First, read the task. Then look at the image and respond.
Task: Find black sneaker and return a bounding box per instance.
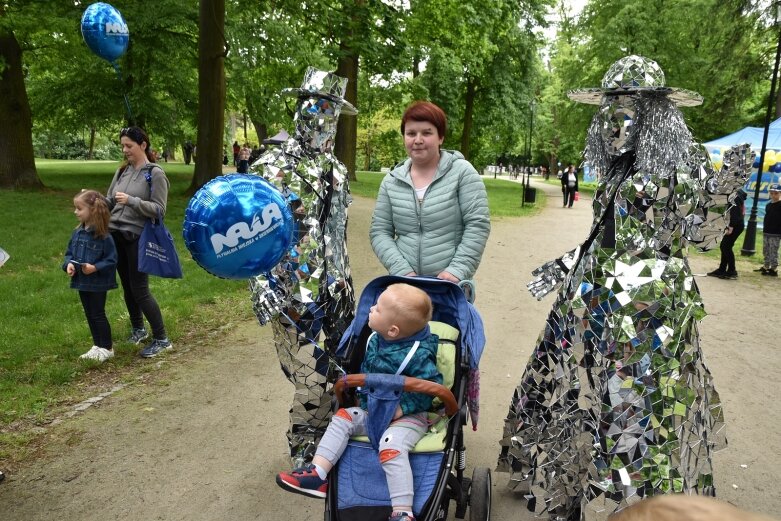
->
[723,271,738,279]
[127,328,149,345]
[707,269,726,278]
[762,269,778,277]
[140,338,173,358]
[754,267,768,274]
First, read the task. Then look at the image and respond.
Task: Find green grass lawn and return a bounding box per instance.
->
[352,170,544,218]
[0,160,253,459]
[0,161,541,460]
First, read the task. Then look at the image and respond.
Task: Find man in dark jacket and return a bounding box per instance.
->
[561,164,579,208]
[708,189,747,279]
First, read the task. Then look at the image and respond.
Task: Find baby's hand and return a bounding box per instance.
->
[81,263,97,275]
[393,405,403,420]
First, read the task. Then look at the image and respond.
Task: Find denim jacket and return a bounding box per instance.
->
[62,226,118,292]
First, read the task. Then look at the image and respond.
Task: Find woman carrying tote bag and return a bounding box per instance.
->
[106,126,173,358]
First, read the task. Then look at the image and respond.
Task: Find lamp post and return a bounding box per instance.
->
[522,100,536,207]
[742,6,781,255]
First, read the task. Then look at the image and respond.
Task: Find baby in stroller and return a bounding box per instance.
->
[277,282,442,521]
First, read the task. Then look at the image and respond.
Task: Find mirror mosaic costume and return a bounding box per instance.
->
[248,68,357,466]
[497,56,752,520]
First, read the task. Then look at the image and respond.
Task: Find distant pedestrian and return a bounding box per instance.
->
[561,164,579,208]
[237,143,251,173]
[232,140,240,167]
[708,189,747,279]
[755,183,781,277]
[63,189,118,362]
[183,140,194,165]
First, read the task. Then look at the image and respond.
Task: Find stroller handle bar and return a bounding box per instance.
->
[334,374,459,417]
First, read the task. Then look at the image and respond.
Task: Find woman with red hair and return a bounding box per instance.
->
[370,101,490,284]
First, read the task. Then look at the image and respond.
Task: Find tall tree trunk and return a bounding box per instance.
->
[460,76,477,161]
[189,0,226,194]
[253,121,268,145]
[0,30,42,189]
[335,47,359,181]
[246,96,268,145]
[88,126,96,160]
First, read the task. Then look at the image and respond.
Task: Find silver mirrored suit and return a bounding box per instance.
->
[497,56,752,520]
[248,68,357,466]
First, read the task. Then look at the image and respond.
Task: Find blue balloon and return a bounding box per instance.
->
[773,162,781,173]
[81,3,130,63]
[183,175,294,279]
[753,155,762,168]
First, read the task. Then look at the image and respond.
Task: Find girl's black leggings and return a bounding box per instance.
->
[79,290,112,348]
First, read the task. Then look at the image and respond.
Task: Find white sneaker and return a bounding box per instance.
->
[79,346,115,362]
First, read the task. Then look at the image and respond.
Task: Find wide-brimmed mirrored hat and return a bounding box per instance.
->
[567,55,703,107]
[281,67,358,115]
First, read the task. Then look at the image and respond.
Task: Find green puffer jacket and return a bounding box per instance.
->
[370,150,490,281]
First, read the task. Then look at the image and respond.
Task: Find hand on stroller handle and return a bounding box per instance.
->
[333,373,459,417]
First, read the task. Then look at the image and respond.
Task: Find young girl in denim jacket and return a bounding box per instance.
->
[63,190,118,362]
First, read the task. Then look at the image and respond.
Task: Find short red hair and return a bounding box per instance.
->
[401,101,447,138]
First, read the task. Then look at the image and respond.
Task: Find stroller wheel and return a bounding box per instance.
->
[469,467,491,521]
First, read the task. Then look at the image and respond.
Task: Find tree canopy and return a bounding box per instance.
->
[2,0,779,189]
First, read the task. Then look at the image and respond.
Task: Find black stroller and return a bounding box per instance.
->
[327,275,491,521]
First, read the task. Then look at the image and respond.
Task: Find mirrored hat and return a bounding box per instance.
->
[281,67,358,115]
[567,55,703,107]
[769,183,781,192]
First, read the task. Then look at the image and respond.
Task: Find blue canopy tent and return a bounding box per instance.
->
[704,117,781,153]
[704,119,781,228]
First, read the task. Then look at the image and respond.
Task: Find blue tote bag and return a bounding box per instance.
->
[138,168,183,279]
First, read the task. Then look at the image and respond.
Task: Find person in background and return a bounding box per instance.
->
[370,100,490,284]
[708,188,747,279]
[106,126,173,358]
[63,189,118,362]
[755,183,781,277]
[561,164,579,208]
[183,140,194,165]
[232,140,240,167]
[237,142,251,173]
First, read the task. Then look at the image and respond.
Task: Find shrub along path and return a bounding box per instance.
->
[1,179,779,520]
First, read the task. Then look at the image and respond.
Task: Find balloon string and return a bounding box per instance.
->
[112,62,134,125]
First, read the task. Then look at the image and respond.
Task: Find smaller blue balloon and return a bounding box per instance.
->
[81,3,130,63]
[773,162,781,173]
[753,155,762,168]
[183,174,294,279]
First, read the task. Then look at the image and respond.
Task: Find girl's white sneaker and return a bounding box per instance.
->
[79,346,114,362]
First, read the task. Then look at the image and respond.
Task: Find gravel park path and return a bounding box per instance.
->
[2,178,779,520]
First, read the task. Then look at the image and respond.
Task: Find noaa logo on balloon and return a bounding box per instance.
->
[182,174,294,279]
[211,203,284,256]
